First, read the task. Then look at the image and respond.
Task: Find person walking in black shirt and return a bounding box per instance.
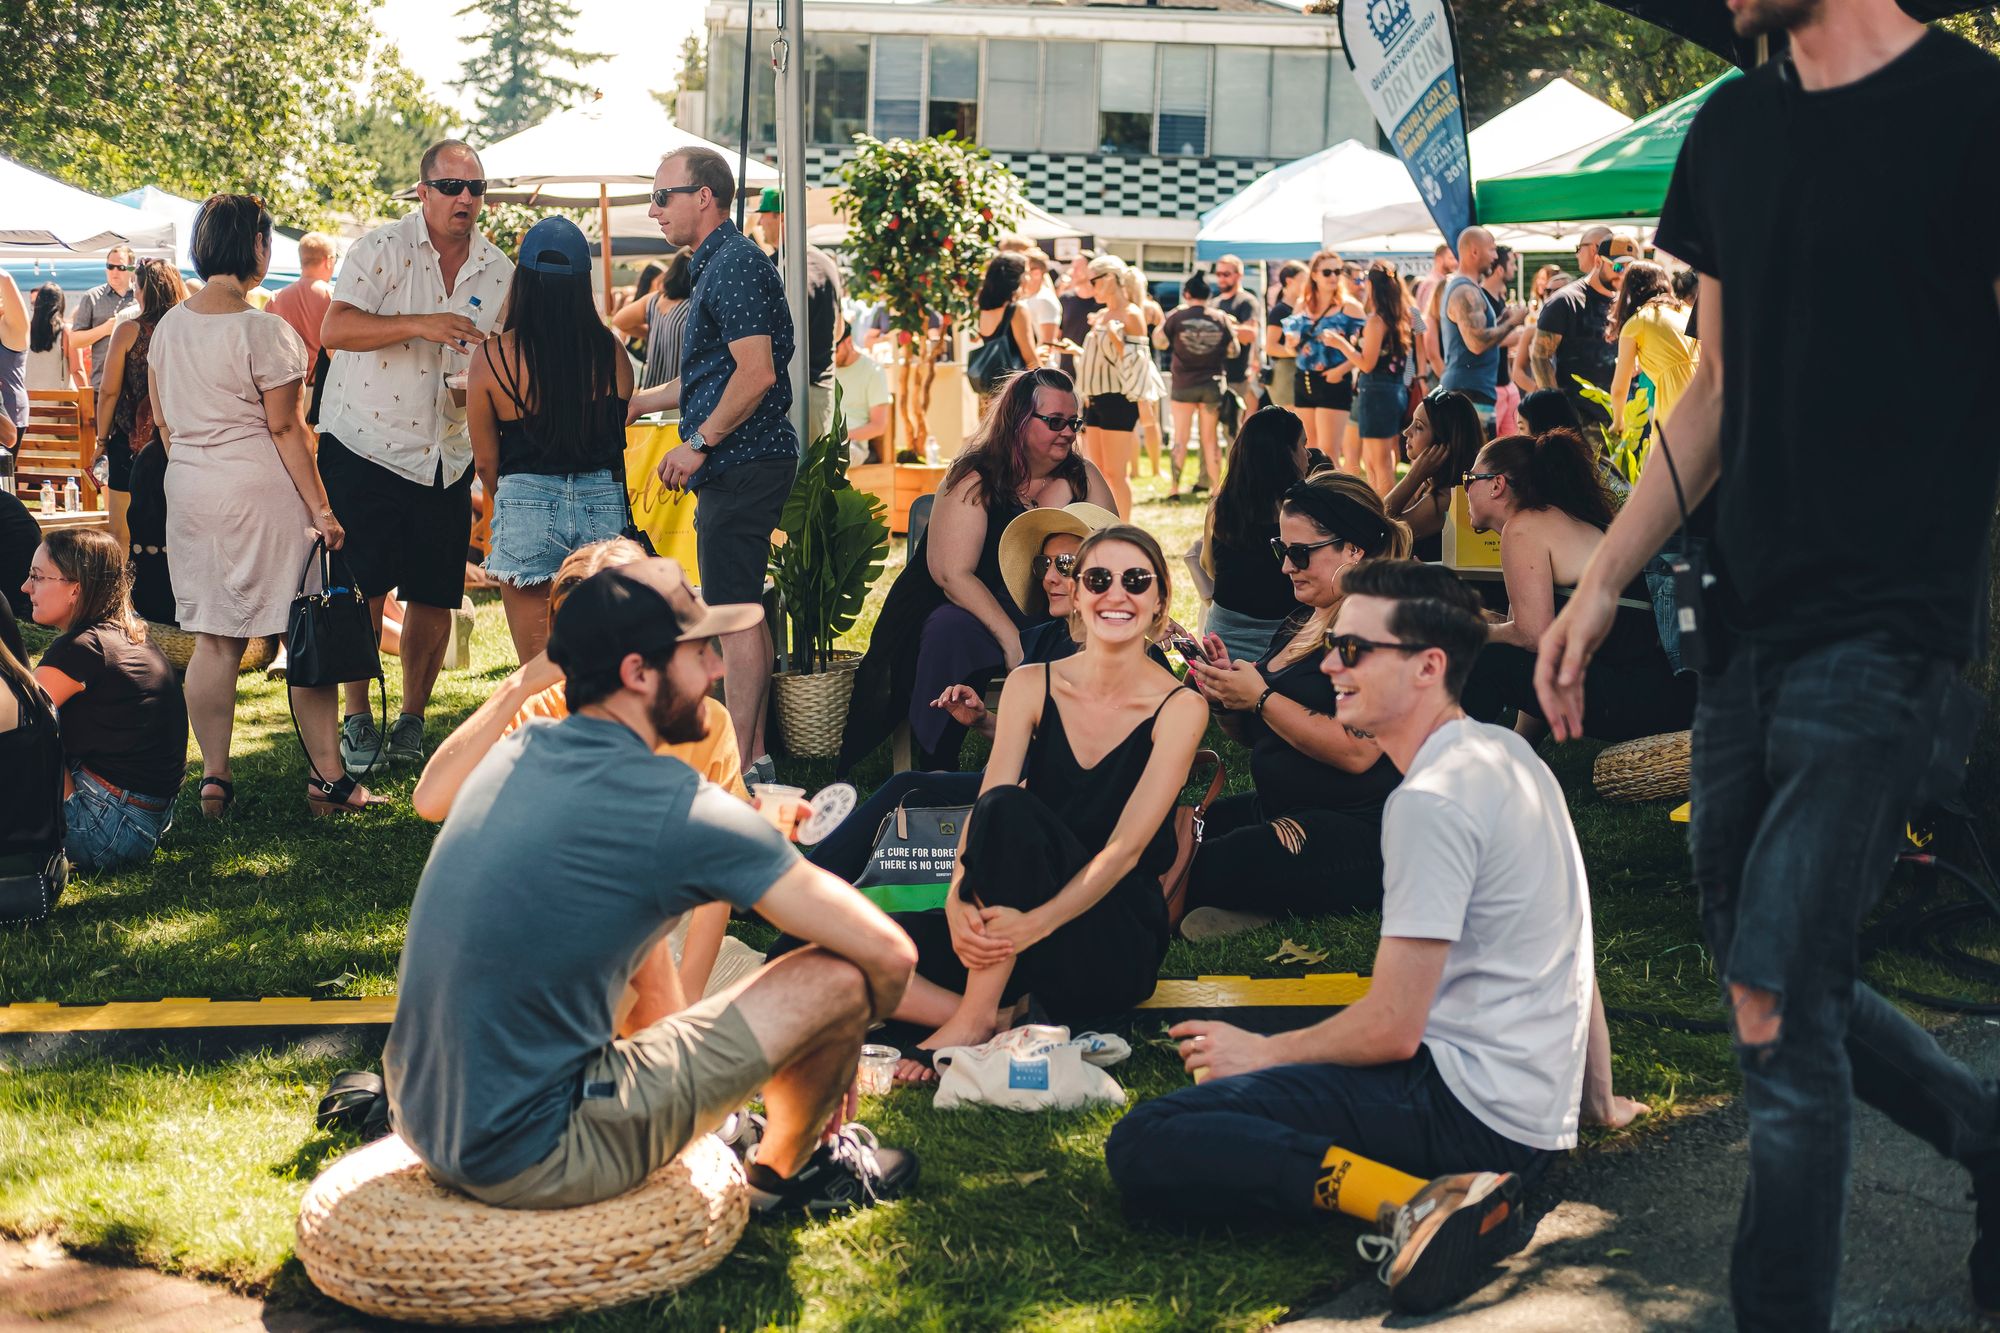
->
[1538,5,2000,1326]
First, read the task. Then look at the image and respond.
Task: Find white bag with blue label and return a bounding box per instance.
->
[932,1025,1131,1112]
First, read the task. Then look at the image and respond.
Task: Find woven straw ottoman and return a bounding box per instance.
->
[1592,730,1693,804]
[296,1132,747,1325]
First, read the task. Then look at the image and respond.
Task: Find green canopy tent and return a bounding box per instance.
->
[1474,70,1739,224]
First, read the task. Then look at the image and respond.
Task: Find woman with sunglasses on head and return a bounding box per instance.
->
[794,524,1207,1082]
[1602,260,1697,437]
[467,217,636,664]
[1383,388,1486,564]
[1282,251,1366,469]
[1457,430,1692,741]
[1199,405,1311,662]
[1180,473,1409,938]
[836,368,1115,774]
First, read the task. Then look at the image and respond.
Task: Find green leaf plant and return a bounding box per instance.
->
[773,384,891,675]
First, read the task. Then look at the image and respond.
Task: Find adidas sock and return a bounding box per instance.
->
[1312,1144,1428,1223]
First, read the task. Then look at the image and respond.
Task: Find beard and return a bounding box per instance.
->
[1733,0,1822,37]
[650,679,711,745]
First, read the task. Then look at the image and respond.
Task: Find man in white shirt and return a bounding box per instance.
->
[831,331,890,466]
[1018,251,1062,356]
[1107,559,1644,1315]
[317,139,514,775]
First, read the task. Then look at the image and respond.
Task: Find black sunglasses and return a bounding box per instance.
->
[424,178,487,197]
[1030,410,1086,433]
[1077,566,1156,596]
[1270,535,1345,568]
[650,184,706,206]
[1461,470,1503,488]
[106,263,137,272]
[1031,552,1078,580]
[1321,633,1437,668]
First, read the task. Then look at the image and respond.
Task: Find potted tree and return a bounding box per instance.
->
[770,388,892,758]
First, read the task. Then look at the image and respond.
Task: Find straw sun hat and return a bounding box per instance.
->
[998,502,1123,615]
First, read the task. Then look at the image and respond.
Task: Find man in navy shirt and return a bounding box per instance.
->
[631,146,799,775]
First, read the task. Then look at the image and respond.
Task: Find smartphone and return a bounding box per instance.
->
[1169,634,1208,665]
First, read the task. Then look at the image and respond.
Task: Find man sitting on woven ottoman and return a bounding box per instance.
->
[383,557,921,1214]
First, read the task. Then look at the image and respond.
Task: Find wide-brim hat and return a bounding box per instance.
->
[998,502,1122,615]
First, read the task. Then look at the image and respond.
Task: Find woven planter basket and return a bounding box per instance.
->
[1592,730,1693,804]
[295,1132,747,1326]
[772,651,861,760]
[144,622,277,675]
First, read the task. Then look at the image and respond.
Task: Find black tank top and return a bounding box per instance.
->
[484,341,629,477]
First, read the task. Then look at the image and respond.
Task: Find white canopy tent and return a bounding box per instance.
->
[0,157,177,260]
[115,186,303,284]
[1196,140,1420,262]
[1318,79,1631,251]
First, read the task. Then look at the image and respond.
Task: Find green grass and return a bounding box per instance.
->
[0,461,1992,1327]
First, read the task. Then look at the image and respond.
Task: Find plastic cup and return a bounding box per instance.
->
[856,1044,900,1096]
[751,783,806,839]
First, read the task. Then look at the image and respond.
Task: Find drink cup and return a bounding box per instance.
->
[856,1044,900,1096]
[751,783,806,839]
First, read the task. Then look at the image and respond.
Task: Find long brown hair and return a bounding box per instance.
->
[1481,430,1616,530]
[1272,471,1410,669]
[1605,259,1677,343]
[1300,249,1349,318]
[43,529,144,643]
[943,367,1088,510]
[1066,524,1172,645]
[135,258,187,327]
[1364,260,1411,361]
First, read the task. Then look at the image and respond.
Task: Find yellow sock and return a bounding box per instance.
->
[1313,1145,1428,1223]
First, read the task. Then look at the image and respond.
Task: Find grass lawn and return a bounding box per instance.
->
[1,463,1994,1330]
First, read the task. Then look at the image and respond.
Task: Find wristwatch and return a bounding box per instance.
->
[684,430,710,454]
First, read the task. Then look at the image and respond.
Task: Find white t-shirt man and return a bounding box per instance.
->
[1379,718,1593,1151]
[832,353,890,466]
[1020,277,1062,348]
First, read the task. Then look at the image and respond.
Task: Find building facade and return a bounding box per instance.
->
[703,0,1370,274]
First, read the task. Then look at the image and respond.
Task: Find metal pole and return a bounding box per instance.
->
[776,0,809,455]
[736,0,755,233]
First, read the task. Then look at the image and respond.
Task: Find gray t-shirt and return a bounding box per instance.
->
[1379,718,1592,1152]
[73,282,136,390]
[384,713,799,1188]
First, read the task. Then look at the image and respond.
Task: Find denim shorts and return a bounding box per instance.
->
[486,470,629,588]
[64,765,172,873]
[1350,377,1408,438]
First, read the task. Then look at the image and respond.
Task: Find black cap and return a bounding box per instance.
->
[546,558,763,684]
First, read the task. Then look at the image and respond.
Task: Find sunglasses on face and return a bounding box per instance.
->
[106,263,136,272]
[1461,470,1503,488]
[424,178,487,197]
[1032,552,1078,580]
[1077,566,1156,596]
[650,184,705,206]
[1321,633,1437,668]
[1317,268,1338,276]
[1270,535,1345,568]
[1030,410,1086,433]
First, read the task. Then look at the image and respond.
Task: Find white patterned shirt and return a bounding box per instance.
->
[319,210,513,486]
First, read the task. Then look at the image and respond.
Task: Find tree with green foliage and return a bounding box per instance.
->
[660,32,708,123]
[339,53,458,200]
[0,0,389,231]
[1450,0,1731,122]
[452,0,607,141]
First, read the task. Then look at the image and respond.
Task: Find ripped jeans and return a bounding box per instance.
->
[1691,635,2000,1331]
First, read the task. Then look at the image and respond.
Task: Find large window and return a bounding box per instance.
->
[982,39,1040,150]
[1098,42,1155,155]
[707,29,776,144]
[1210,49,1271,158]
[807,34,870,146]
[1268,50,1331,160]
[871,35,925,141]
[927,38,979,140]
[1041,42,1098,153]
[1156,46,1210,156]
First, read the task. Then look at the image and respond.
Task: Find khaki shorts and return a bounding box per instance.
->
[464,989,772,1210]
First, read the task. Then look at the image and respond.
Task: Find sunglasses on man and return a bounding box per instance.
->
[423,178,487,197]
[106,263,136,273]
[1270,534,1346,568]
[650,184,708,207]
[1031,552,1078,580]
[1320,632,1437,668]
[1076,565,1156,596]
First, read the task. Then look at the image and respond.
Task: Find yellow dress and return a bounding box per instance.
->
[1621,303,1699,427]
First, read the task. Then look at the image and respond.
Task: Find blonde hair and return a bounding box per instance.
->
[298,232,337,267]
[1271,471,1410,670]
[549,537,649,614]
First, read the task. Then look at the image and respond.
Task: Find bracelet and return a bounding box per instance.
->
[1253,686,1276,717]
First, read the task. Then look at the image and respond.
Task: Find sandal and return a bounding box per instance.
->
[307,773,388,817]
[198,776,235,819]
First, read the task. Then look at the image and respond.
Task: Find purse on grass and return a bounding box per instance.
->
[285,538,387,782]
[1159,749,1226,931]
[0,850,68,928]
[852,798,975,914]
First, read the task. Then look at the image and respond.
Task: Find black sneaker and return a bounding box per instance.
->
[744,1123,917,1216]
[1974,1170,1998,1318]
[1357,1170,1521,1315]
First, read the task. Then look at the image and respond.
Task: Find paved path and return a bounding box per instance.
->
[1292,1017,2000,1332]
[0,1234,363,1331]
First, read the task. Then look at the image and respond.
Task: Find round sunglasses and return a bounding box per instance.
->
[1076,565,1156,596]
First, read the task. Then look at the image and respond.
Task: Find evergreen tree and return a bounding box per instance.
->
[452,0,607,140]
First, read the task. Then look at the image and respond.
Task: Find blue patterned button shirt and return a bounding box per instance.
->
[680,220,798,486]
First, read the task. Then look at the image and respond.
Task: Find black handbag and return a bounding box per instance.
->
[285,538,387,783]
[966,302,1028,395]
[852,799,974,913]
[0,850,68,928]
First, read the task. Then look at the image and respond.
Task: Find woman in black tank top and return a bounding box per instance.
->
[880,525,1207,1082]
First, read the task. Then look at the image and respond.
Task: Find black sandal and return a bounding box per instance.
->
[307,773,384,817]
[197,776,235,819]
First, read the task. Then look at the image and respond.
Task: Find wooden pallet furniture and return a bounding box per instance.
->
[18,389,101,513]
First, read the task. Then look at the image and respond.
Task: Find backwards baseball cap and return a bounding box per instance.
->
[518,216,593,277]
[755,186,784,214]
[1598,234,1641,260]
[546,558,763,685]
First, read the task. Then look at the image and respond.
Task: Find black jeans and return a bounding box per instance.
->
[1106,1045,1553,1225]
[1184,792,1384,918]
[805,769,983,883]
[1692,635,2000,1330]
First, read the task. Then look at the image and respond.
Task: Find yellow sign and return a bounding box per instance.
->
[1442,486,1502,570]
[624,423,701,580]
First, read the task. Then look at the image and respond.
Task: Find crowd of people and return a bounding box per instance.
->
[7,11,2000,1318]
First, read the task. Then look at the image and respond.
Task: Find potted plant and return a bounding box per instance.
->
[770,387,891,757]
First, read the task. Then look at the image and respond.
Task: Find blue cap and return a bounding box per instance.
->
[518,216,592,277]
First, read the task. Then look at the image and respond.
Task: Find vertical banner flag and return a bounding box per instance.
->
[1335,0,1476,242]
